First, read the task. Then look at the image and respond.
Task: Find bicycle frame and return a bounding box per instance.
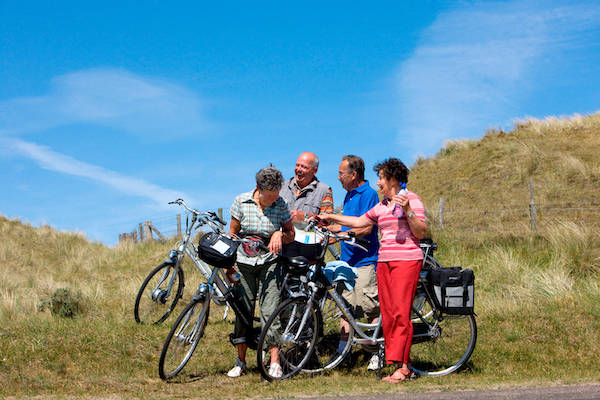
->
[190,255,256,331]
[321,254,442,344]
[323,286,384,346]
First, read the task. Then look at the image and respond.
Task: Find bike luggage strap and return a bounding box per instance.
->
[440,276,470,307]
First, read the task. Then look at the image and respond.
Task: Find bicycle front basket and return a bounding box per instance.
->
[281,228,325,261]
[197,232,239,268]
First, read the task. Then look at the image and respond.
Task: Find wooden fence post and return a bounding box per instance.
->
[138,223,144,242]
[176,214,182,236]
[143,221,152,241]
[218,208,224,230]
[529,179,537,233]
[118,231,138,244]
[438,197,445,230]
[148,223,166,242]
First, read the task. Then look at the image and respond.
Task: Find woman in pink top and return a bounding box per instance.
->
[317,158,427,383]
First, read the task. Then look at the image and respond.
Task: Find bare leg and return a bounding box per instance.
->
[270,346,280,365]
[339,318,350,342]
[237,343,247,363]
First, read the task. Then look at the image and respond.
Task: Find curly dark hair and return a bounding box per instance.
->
[256,166,284,191]
[373,158,409,184]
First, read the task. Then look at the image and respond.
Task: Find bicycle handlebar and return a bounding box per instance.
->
[210,212,227,226]
[306,223,370,253]
[168,198,227,230]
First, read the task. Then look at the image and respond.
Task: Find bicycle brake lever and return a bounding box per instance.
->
[305,219,318,231]
[347,237,368,252]
[206,210,227,226]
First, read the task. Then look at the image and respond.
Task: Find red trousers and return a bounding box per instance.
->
[376,259,422,365]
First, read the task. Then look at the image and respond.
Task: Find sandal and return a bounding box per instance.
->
[382,367,417,383]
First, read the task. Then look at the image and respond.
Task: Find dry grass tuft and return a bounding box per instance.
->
[541,221,600,277]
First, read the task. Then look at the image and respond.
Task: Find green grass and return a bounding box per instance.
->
[1,113,600,398]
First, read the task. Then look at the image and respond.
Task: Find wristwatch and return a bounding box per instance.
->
[407,211,416,219]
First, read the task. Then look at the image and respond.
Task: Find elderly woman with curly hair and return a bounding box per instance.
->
[226,166,295,378]
[317,158,427,383]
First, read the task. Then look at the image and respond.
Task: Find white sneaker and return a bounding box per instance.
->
[227,358,247,377]
[268,362,283,378]
[367,353,380,371]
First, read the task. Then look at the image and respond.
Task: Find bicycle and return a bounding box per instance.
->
[133,198,230,325]
[256,222,372,380]
[157,229,277,380]
[256,224,477,381]
[157,223,358,380]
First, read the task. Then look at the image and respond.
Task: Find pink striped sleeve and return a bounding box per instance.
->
[365,202,380,223]
[409,192,425,220]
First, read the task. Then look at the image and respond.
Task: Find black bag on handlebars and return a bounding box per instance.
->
[197,232,239,268]
[428,267,474,315]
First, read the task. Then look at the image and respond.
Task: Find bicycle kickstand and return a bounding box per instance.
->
[377,342,385,380]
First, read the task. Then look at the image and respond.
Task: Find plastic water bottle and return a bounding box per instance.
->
[392,183,407,218]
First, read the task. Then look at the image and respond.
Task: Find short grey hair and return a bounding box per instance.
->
[256,166,284,191]
[342,155,365,180]
[312,154,319,168]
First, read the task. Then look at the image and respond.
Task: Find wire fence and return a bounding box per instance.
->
[117,189,600,244]
[427,199,600,235]
[118,209,225,244]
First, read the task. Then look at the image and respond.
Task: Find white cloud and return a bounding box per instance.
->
[396,1,600,158]
[2,137,188,207]
[0,68,211,139]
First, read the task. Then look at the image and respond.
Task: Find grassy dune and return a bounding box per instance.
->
[1,113,599,398]
[410,113,600,234]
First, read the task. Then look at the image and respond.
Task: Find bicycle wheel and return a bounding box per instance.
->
[302,291,353,373]
[411,287,431,323]
[158,297,209,380]
[410,296,477,376]
[257,297,319,381]
[134,262,184,324]
[411,257,439,323]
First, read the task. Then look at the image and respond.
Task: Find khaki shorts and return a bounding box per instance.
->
[342,263,379,320]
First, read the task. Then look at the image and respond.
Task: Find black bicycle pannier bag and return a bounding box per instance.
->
[428,267,474,315]
[197,232,239,268]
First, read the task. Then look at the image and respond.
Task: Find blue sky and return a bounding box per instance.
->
[1,0,599,245]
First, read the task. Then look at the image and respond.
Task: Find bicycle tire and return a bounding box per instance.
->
[134,262,184,324]
[411,255,440,323]
[257,296,320,381]
[158,297,209,380]
[410,295,477,376]
[302,291,353,373]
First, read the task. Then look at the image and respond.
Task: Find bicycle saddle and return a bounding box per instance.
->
[282,255,310,274]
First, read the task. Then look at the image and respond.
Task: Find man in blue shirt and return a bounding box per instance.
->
[335,155,381,370]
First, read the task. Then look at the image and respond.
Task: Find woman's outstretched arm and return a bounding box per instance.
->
[317,213,373,229]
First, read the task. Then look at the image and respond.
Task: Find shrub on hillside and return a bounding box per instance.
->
[38,288,85,318]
